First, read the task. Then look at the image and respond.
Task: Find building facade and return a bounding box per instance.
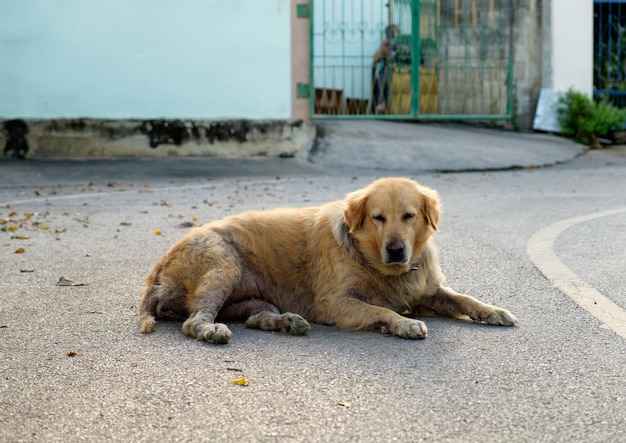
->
[0,0,592,157]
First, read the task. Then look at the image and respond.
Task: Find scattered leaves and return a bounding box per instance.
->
[337,401,352,409]
[120,222,132,226]
[74,215,90,227]
[229,376,249,386]
[14,247,25,254]
[154,230,162,236]
[12,235,30,240]
[56,276,88,286]
[20,269,35,273]
[66,351,78,357]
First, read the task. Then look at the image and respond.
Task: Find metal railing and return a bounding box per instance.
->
[594,0,626,107]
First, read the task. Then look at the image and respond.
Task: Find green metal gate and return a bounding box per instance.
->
[310,0,514,120]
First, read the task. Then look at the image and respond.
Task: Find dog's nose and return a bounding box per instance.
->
[386,241,406,263]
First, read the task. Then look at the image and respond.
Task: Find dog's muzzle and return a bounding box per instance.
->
[385,241,408,264]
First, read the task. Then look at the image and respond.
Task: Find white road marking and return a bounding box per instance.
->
[527,208,626,339]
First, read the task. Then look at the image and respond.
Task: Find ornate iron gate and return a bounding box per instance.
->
[310,0,514,120]
[594,0,626,108]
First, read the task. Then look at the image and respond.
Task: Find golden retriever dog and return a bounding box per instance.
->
[138,177,517,344]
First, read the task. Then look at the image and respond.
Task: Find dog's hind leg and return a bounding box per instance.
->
[219,299,310,335]
[181,255,242,345]
[246,310,311,335]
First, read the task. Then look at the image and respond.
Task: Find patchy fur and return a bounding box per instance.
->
[138,177,517,344]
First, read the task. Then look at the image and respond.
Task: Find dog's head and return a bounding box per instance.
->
[343,178,440,276]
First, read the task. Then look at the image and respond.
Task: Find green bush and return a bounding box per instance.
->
[555,89,626,148]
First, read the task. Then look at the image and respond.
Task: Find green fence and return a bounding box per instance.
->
[310,0,514,120]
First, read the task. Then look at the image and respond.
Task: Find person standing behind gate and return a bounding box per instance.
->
[372,24,399,114]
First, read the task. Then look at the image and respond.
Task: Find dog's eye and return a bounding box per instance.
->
[372,214,386,223]
[403,213,416,221]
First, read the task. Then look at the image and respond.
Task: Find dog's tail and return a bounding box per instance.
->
[138,266,161,333]
[138,256,190,333]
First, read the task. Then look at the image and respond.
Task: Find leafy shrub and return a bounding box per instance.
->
[555,89,626,148]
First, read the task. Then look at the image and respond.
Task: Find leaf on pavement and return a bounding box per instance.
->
[229,376,249,386]
[56,276,88,286]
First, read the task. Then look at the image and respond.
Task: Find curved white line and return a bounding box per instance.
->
[527,208,626,339]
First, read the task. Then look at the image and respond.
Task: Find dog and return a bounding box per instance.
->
[138,177,517,344]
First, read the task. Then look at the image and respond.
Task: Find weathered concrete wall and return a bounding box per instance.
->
[0,119,315,159]
[513,0,544,130]
[513,0,593,130]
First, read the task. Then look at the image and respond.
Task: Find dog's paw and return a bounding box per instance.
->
[281,313,311,335]
[199,323,232,344]
[474,306,518,326]
[393,318,428,339]
[246,311,311,336]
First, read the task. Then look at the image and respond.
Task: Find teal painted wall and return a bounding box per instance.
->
[0,0,291,119]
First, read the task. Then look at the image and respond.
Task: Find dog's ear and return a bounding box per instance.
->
[420,186,441,231]
[344,189,368,232]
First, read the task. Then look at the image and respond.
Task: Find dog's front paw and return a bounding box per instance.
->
[475,306,518,326]
[199,323,232,344]
[392,318,428,339]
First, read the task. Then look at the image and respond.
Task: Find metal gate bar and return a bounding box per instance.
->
[310,0,514,120]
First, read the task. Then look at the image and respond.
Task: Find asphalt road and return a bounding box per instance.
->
[1,147,626,442]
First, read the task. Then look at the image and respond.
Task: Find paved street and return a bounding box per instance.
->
[1,132,626,442]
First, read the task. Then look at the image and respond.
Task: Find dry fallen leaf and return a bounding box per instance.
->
[229,376,249,386]
[337,401,352,408]
[66,351,78,357]
[154,230,162,235]
[12,235,30,240]
[14,248,25,254]
[20,269,34,273]
[56,276,88,286]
